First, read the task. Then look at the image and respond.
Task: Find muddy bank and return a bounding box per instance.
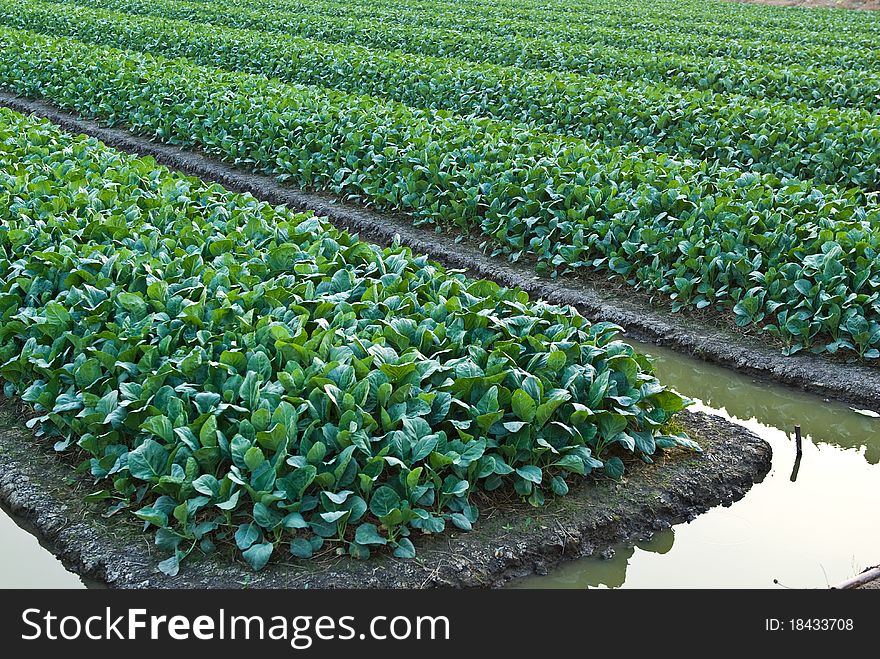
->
[0,402,770,588]
[1,94,877,413]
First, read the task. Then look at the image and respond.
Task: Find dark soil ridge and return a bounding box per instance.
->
[0,404,771,588]
[1,94,877,413]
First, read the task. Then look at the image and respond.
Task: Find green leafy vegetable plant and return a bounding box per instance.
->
[0,108,694,573]
[0,27,878,360]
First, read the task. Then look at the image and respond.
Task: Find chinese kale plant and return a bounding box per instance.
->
[0,26,877,360]
[0,109,693,573]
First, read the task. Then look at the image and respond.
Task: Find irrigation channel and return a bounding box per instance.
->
[0,333,876,589]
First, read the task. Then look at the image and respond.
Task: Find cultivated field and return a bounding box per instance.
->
[0,0,877,582]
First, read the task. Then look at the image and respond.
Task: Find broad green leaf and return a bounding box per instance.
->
[355,523,387,546]
[290,538,313,559]
[511,389,536,422]
[516,465,542,484]
[392,538,416,559]
[369,486,401,518]
[604,457,625,480]
[235,523,261,551]
[242,542,273,571]
[128,439,168,481]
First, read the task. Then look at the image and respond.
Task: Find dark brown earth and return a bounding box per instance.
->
[1,94,877,413]
[0,403,771,588]
[731,0,880,9]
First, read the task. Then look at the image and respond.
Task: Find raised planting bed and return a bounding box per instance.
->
[0,107,742,581]
[0,405,770,588]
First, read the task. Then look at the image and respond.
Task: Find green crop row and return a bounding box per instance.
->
[206,0,880,70]
[0,106,693,572]
[103,0,880,54]
[1,27,878,359]
[621,0,880,37]
[7,1,880,192]
[483,0,880,38]
[59,0,880,111]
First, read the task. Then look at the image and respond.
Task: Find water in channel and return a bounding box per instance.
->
[0,504,87,588]
[0,339,877,589]
[513,339,880,589]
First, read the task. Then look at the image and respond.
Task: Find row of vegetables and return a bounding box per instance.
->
[0,107,692,571]
[5,2,880,192]
[199,0,880,68]
[1,26,878,358]
[152,0,880,50]
[58,0,880,111]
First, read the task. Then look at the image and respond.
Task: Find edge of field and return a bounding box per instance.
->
[1,93,876,413]
[0,402,771,588]
[728,0,880,10]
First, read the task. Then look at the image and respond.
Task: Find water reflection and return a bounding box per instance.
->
[637,341,880,464]
[789,453,802,482]
[536,530,677,589]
